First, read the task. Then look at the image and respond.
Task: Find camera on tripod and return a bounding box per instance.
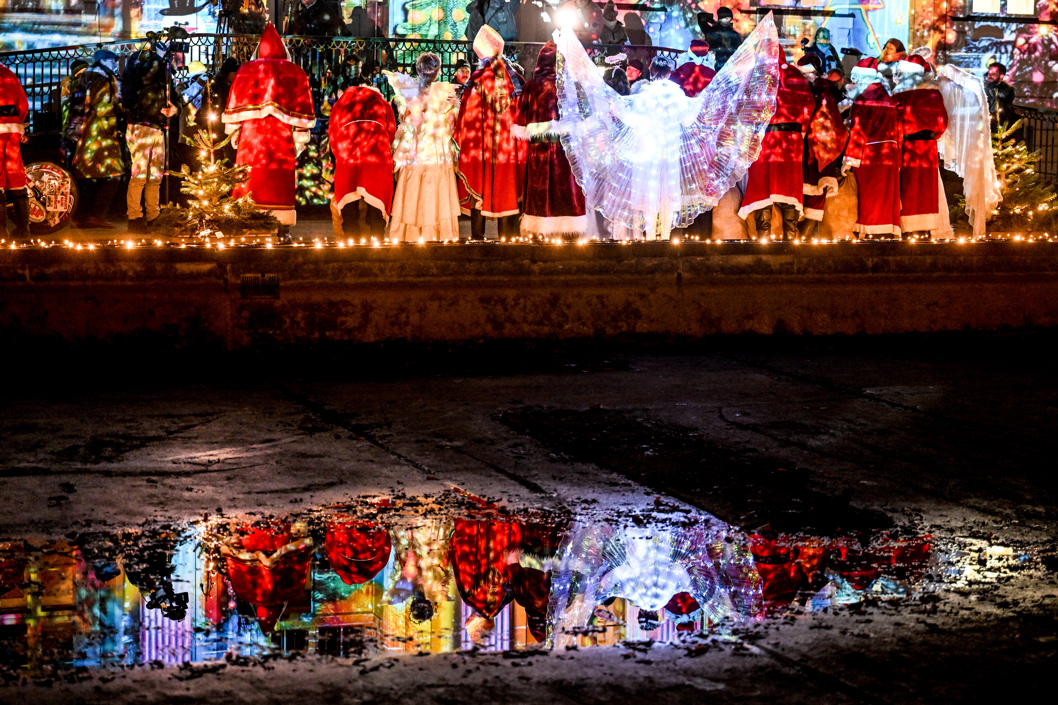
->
[145,26,191,55]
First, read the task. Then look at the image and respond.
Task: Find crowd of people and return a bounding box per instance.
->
[0,6,1019,242]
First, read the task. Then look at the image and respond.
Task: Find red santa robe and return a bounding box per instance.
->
[669,40,715,98]
[328,86,396,219]
[845,61,902,237]
[0,64,28,192]
[455,55,526,218]
[738,62,815,219]
[222,24,316,226]
[802,74,848,221]
[894,60,948,234]
[512,41,587,237]
[449,518,521,619]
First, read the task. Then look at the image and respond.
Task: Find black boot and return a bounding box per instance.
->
[800,217,818,242]
[8,190,31,240]
[365,202,387,239]
[753,206,772,241]
[499,214,519,240]
[0,191,6,238]
[779,204,799,242]
[340,201,361,240]
[470,208,486,241]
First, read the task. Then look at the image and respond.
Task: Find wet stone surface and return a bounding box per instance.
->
[0,334,1056,702]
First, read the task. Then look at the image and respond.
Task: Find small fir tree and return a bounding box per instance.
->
[154,114,278,238]
[989,119,1057,232]
[395,0,470,40]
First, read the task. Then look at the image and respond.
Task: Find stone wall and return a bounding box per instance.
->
[2,242,1057,349]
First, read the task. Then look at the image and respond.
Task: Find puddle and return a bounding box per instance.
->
[0,493,1041,679]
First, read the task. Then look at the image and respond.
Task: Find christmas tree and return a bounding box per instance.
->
[153,115,278,238]
[988,120,1057,232]
[395,0,470,40]
[296,136,334,207]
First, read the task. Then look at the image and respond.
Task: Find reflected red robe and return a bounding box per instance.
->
[846,82,902,236]
[739,64,815,219]
[328,86,396,217]
[222,522,312,634]
[223,24,315,226]
[515,42,586,237]
[325,520,393,585]
[455,57,526,218]
[450,519,521,618]
[895,86,948,233]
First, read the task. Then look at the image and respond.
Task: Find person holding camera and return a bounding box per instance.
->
[121,44,180,233]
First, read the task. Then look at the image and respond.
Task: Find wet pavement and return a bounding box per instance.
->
[1,333,1056,703]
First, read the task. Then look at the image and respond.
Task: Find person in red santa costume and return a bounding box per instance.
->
[455,25,526,240]
[0,63,31,240]
[738,52,815,241]
[892,54,948,239]
[843,57,902,238]
[328,84,396,240]
[222,24,316,229]
[795,53,848,235]
[511,41,587,240]
[670,39,716,98]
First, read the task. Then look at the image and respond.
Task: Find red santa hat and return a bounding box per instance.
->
[850,56,880,84]
[904,53,934,73]
[473,24,505,60]
[253,23,291,61]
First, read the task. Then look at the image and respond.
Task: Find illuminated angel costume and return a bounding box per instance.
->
[936,64,1001,240]
[553,14,781,240]
[549,517,759,645]
[385,71,461,242]
[385,517,455,607]
[222,24,316,227]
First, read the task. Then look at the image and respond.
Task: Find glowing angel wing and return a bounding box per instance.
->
[555,14,781,239]
[936,64,1001,239]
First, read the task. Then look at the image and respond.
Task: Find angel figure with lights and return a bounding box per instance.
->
[552,12,782,240]
[385,53,461,242]
[222,24,316,228]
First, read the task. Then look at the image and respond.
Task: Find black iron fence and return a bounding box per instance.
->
[0,34,678,135]
[1019,105,1058,184]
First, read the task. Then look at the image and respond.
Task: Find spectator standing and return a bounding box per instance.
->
[558,0,603,45]
[65,49,125,230]
[803,27,841,75]
[465,0,521,42]
[599,2,628,45]
[121,45,180,232]
[0,62,31,240]
[697,7,741,69]
[287,0,351,35]
[984,62,1016,134]
[623,12,651,46]
[348,1,385,37]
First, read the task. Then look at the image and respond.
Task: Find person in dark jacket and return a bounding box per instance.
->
[697,7,742,70]
[465,0,521,42]
[287,0,351,36]
[65,49,124,229]
[985,61,1017,135]
[121,44,180,231]
[802,27,841,74]
[348,1,384,37]
[599,2,628,45]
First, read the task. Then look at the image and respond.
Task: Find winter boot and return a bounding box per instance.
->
[470,209,486,241]
[753,206,772,241]
[779,204,799,242]
[0,191,7,237]
[8,190,31,240]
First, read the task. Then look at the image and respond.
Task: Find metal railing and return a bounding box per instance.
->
[0,34,679,134]
[1018,105,1058,183]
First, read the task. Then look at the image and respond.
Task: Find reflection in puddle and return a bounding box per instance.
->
[0,496,946,674]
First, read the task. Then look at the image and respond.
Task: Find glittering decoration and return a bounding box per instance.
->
[553,14,782,240]
[395,0,471,40]
[296,137,334,207]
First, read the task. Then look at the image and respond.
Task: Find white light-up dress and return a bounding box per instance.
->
[554,14,782,240]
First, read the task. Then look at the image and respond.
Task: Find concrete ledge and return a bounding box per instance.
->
[3,243,1058,347]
